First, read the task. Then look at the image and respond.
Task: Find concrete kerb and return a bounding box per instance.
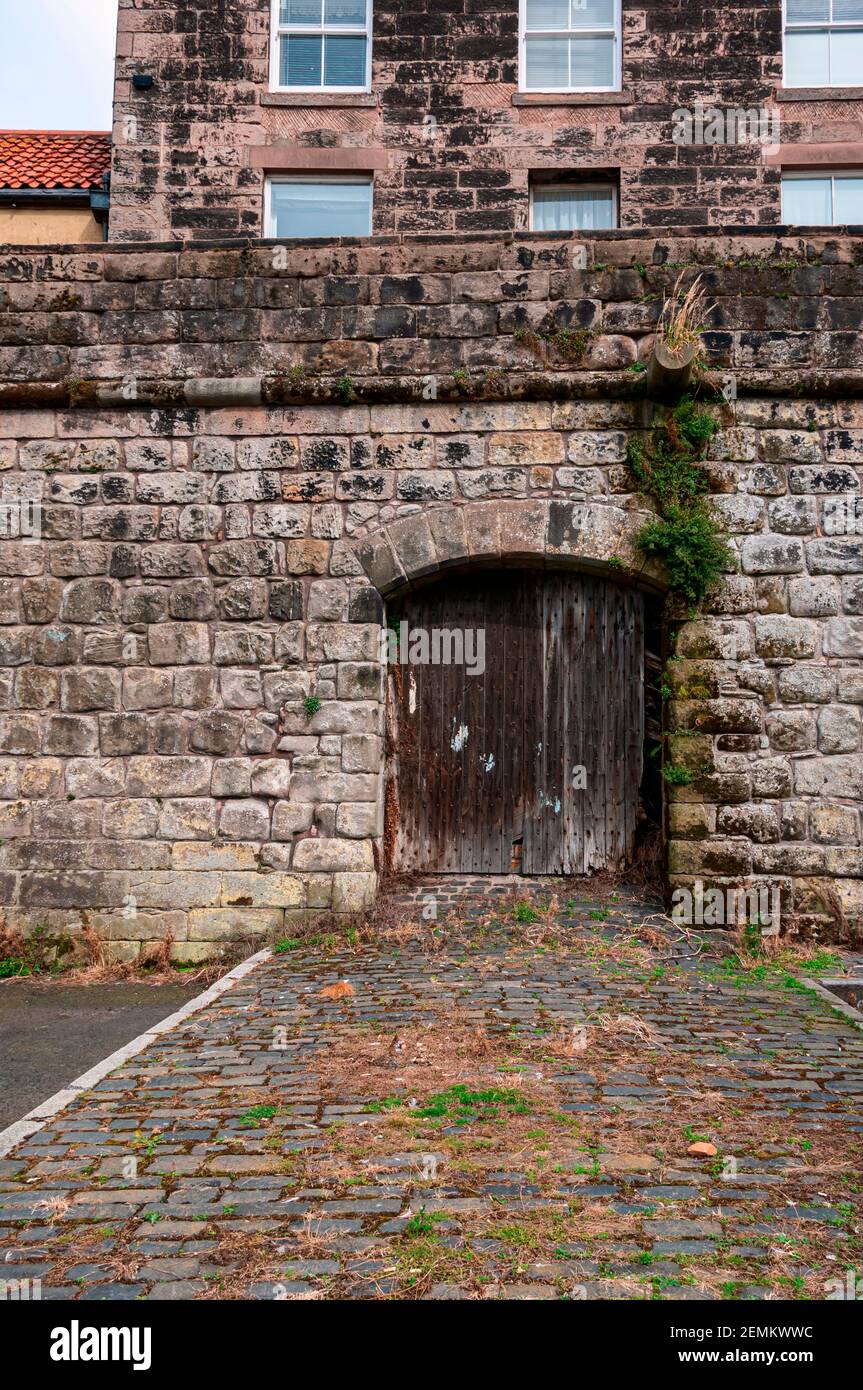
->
[0,947,272,1159]
[799,974,863,1032]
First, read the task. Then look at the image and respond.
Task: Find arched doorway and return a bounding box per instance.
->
[385,567,648,875]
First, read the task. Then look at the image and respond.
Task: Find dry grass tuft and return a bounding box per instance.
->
[657,270,714,359]
[314,1016,501,1097]
[0,916,240,988]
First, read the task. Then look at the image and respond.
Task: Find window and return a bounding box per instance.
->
[784,0,863,87]
[781,171,863,223]
[520,0,621,92]
[530,181,617,230]
[265,176,373,237]
[270,0,371,92]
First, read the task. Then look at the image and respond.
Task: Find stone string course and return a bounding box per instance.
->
[3,229,863,400]
[0,230,860,957]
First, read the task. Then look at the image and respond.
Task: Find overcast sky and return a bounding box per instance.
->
[0,0,118,131]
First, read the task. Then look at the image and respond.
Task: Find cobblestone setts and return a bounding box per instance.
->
[1,888,861,1302]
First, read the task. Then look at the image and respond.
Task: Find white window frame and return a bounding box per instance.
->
[269,0,372,93]
[781,168,863,224]
[782,0,863,89]
[264,174,374,238]
[529,180,618,230]
[519,0,622,93]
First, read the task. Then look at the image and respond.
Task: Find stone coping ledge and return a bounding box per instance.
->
[3,369,863,411]
[1,226,863,257]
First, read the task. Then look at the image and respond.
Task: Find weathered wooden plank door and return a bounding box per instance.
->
[389,570,644,875]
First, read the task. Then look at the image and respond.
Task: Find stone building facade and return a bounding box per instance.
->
[0,228,861,958]
[110,0,863,242]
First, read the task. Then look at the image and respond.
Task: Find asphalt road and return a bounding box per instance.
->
[0,980,199,1130]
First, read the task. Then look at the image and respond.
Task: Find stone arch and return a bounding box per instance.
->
[352,500,668,878]
[347,500,668,597]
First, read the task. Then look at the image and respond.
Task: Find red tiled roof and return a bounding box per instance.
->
[0,131,111,191]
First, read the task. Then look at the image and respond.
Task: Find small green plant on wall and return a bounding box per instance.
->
[629,395,732,607]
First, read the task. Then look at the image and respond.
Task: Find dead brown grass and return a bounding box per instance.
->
[313,1016,502,1097]
[658,270,714,359]
[0,918,235,989]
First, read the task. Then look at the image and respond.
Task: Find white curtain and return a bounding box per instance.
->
[533,187,615,231]
[781,177,833,225]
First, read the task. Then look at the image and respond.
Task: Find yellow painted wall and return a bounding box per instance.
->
[0,207,102,245]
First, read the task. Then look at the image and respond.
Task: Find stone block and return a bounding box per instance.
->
[817,705,860,754]
[149,623,211,665]
[221,872,304,908]
[753,616,816,660]
[61,667,120,712]
[788,577,839,617]
[740,537,804,575]
[157,799,218,840]
[823,616,863,659]
[336,802,381,837]
[272,802,315,839]
[332,872,377,912]
[126,757,211,798]
[292,838,374,872]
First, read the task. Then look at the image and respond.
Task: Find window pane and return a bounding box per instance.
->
[782,176,832,223]
[570,0,615,28]
[270,181,372,238]
[834,177,863,222]
[280,0,322,24]
[281,34,323,85]
[570,34,614,85]
[832,0,863,20]
[533,186,615,231]
[785,29,830,83]
[525,36,569,86]
[785,0,829,18]
[526,0,569,28]
[830,27,863,81]
[324,0,367,25]
[324,35,367,84]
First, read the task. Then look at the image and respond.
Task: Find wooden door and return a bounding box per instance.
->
[389,570,644,875]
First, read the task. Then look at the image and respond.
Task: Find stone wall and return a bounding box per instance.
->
[0,228,861,958]
[110,0,863,241]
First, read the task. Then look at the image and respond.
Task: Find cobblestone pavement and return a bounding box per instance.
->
[1,883,861,1302]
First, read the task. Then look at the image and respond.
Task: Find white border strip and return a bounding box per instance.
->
[0,948,272,1160]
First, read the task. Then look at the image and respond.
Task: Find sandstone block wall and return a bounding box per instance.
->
[110,0,862,241]
[0,228,861,957]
